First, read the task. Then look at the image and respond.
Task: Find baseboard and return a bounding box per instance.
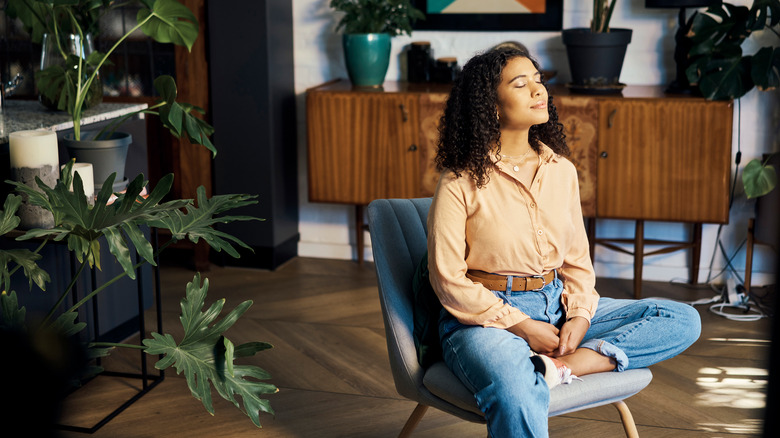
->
[215,234,299,270]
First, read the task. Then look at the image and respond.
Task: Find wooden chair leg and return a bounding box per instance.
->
[612,400,639,438]
[398,403,428,438]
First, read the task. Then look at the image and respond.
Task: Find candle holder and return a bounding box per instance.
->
[9,130,60,229]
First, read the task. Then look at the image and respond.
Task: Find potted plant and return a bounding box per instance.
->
[6,0,215,191]
[0,160,277,430]
[562,0,633,93]
[330,0,425,87]
[686,0,779,198]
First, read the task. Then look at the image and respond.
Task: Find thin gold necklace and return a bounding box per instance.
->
[500,148,535,161]
[500,148,536,172]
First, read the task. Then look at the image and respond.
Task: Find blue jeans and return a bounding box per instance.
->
[439,275,701,438]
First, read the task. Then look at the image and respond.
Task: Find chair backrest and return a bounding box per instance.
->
[367,198,432,402]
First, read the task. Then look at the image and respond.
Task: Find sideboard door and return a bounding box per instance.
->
[596,99,732,223]
[307,91,420,204]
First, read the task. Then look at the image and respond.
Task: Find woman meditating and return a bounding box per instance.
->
[427,46,701,437]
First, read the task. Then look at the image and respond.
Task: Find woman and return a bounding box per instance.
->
[427,46,701,437]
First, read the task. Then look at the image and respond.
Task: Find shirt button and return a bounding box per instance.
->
[537,229,543,235]
[530,203,536,208]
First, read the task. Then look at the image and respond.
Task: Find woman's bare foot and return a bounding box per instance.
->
[555,348,616,376]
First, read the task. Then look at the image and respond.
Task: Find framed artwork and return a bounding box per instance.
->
[412,0,563,31]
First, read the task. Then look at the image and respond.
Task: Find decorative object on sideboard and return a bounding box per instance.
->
[644,0,720,94]
[432,57,461,84]
[8,130,59,229]
[407,41,433,83]
[562,0,632,94]
[330,0,425,87]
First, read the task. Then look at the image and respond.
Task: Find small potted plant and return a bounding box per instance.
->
[562,0,633,93]
[7,0,215,191]
[330,0,425,87]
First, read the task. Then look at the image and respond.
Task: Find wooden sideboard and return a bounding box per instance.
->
[306,80,733,296]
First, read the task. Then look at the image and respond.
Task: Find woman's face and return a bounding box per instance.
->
[495,56,549,130]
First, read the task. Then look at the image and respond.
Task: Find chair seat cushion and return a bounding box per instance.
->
[423,361,653,417]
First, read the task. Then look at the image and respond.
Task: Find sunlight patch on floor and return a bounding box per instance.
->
[695,366,767,410]
[697,419,763,435]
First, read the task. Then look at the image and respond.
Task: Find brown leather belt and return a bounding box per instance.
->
[466,269,556,292]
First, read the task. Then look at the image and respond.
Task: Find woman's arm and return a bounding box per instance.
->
[427,172,528,329]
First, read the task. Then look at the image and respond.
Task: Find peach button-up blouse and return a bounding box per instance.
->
[427,144,599,330]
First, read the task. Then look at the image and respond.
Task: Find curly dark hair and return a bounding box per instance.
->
[435,47,568,188]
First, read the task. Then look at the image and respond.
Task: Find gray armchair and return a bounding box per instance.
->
[367,198,652,438]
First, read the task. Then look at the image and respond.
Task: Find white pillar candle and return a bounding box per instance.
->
[9,130,59,229]
[62,162,95,204]
[9,130,59,169]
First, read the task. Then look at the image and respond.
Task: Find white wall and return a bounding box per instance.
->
[293,0,778,286]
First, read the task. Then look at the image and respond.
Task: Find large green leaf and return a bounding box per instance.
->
[748,0,780,29]
[0,291,27,331]
[689,55,754,101]
[751,46,780,91]
[153,75,216,156]
[147,186,261,258]
[0,249,49,292]
[743,158,778,199]
[0,195,50,292]
[138,0,199,51]
[142,274,277,427]
[0,195,23,236]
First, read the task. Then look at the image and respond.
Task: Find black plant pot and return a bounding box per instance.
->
[562,28,633,94]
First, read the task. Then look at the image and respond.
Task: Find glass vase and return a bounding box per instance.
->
[39,33,103,111]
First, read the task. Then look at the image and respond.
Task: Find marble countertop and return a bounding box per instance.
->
[0,100,148,143]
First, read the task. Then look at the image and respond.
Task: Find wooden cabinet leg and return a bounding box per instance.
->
[745,218,755,295]
[587,217,596,263]
[633,220,644,299]
[356,205,365,265]
[690,223,702,286]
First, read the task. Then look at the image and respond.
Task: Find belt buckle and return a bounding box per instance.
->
[529,274,547,291]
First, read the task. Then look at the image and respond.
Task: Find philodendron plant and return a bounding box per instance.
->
[0,162,276,428]
[7,0,215,153]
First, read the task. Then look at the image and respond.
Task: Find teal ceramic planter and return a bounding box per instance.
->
[342,33,391,87]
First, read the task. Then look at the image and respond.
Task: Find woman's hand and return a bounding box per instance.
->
[508,319,560,355]
[553,316,589,357]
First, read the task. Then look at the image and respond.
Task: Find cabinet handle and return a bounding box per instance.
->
[600,151,608,158]
[400,104,409,122]
[408,144,418,152]
[607,109,618,128]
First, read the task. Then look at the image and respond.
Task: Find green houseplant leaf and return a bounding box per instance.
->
[686,1,780,100]
[142,273,277,427]
[137,0,199,51]
[330,0,424,36]
[0,291,27,331]
[0,195,50,292]
[743,158,778,199]
[750,46,780,91]
[148,186,261,258]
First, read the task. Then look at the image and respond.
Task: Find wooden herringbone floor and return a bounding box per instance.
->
[54,257,771,437]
